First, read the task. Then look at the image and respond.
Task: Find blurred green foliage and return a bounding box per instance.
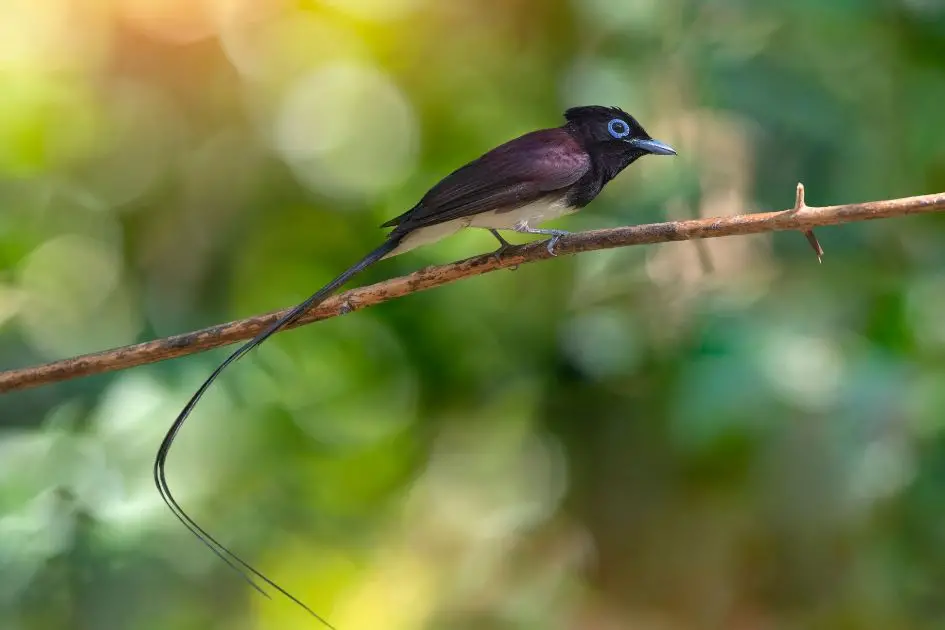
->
[2,0,945,629]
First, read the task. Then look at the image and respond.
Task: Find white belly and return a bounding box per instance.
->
[386,196,574,258]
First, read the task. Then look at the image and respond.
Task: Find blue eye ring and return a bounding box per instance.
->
[607,118,630,139]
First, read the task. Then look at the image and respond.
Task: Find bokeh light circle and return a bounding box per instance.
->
[118,0,218,44]
[319,0,423,22]
[273,61,418,200]
[15,235,142,357]
[219,5,369,82]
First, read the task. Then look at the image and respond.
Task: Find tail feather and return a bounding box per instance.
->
[154,235,402,628]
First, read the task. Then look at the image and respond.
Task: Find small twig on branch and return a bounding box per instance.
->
[793,183,824,262]
[2,184,943,394]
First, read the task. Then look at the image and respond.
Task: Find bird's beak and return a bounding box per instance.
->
[629,138,677,156]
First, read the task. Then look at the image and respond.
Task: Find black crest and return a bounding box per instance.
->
[564,105,652,144]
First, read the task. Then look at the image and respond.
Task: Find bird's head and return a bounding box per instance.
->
[564,105,676,173]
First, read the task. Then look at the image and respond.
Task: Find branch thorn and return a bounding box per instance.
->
[804,230,824,263]
[793,182,823,263]
[794,182,806,211]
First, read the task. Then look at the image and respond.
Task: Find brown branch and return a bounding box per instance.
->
[2,184,943,394]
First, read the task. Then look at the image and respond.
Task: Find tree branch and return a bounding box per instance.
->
[2,184,943,394]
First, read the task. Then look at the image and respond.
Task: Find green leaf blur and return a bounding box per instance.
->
[2,1,945,628]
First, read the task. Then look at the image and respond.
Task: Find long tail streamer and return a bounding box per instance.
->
[154,237,401,627]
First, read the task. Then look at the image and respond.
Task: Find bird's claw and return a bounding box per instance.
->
[545,230,569,256]
[339,300,354,315]
[547,237,559,256]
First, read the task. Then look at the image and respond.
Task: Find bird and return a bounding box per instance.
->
[154,105,676,626]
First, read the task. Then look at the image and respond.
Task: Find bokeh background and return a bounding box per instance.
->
[2,0,945,628]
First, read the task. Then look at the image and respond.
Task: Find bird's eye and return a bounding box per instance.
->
[607,119,630,139]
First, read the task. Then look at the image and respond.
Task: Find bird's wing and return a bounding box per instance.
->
[383,128,590,231]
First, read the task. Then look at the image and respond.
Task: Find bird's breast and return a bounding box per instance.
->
[385,194,576,259]
[468,195,575,230]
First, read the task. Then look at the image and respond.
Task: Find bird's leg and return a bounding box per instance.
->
[513,221,571,256]
[489,229,514,261]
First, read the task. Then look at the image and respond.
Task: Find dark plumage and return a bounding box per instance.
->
[381,127,589,230]
[386,105,672,229]
[155,105,676,627]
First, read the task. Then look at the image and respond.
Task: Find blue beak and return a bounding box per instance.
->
[630,138,677,156]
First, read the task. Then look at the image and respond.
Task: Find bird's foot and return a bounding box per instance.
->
[543,230,570,256]
[512,222,571,256]
[339,299,354,316]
